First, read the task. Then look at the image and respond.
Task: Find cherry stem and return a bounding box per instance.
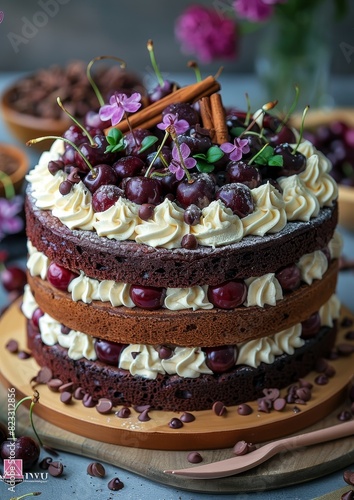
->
[244,93,251,126]
[240,100,278,139]
[87,55,126,107]
[277,84,300,132]
[187,60,202,82]
[13,391,43,447]
[292,105,309,155]
[248,141,270,166]
[123,107,137,147]
[10,493,42,500]
[147,39,164,87]
[0,170,15,199]
[56,97,95,146]
[145,129,170,178]
[26,136,95,176]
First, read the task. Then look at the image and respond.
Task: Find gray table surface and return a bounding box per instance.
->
[0,72,354,500]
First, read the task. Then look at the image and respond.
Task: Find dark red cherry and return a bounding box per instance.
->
[204,345,237,373]
[84,110,109,130]
[226,161,262,189]
[95,339,126,366]
[63,125,87,146]
[176,174,215,209]
[92,184,123,212]
[83,164,118,193]
[146,146,172,171]
[125,176,163,205]
[1,436,40,471]
[113,156,145,180]
[216,183,254,218]
[47,262,77,291]
[31,308,44,330]
[208,280,247,309]
[124,128,156,160]
[275,264,301,292]
[162,102,199,127]
[267,126,296,146]
[301,312,321,339]
[75,135,117,172]
[273,143,306,177]
[177,134,212,155]
[129,285,165,310]
[149,80,177,103]
[0,266,27,293]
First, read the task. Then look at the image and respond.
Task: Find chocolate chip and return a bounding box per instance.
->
[87,462,105,478]
[73,387,85,400]
[233,440,249,456]
[138,203,155,221]
[257,398,271,413]
[60,325,71,335]
[295,387,312,402]
[58,382,74,393]
[115,407,131,418]
[212,401,227,416]
[133,404,150,413]
[341,491,354,500]
[180,412,195,423]
[343,470,354,486]
[293,406,301,413]
[82,394,96,408]
[237,403,253,416]
[48,461,64,477]
[181,234,198,250]
[273,398,287,411]
[315,358,328,373]
[47,379,63,392]
[315,374,329,385]
[107,477,124,491]
[158,346,173,360]
[298,379,313,389]
[263,388,280,401]
[96,398,113,415]
[36,367,53,384]
[138,409,150,422]
[39,457,53,470]
[18,351,31,359]
[337,410,352,422]
[169,418,183,429]
[6,339,18,353]
[187,451,203,464]
[337,343,354,356]
[60,391,72,405]
[345,330,354,340]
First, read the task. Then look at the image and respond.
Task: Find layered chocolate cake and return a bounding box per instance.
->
[22,71,341,412]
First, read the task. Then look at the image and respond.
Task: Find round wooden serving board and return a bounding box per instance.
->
[1,301,354,493]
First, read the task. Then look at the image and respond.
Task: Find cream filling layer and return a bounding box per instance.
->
[26,139,338,250]
[22,286,341,379]
[27,237,340,312]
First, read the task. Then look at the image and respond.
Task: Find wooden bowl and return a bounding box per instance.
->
[0,142,29,197]
[1,84,71,151]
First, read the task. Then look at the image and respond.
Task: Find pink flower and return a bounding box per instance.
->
[168,143,196,181]
[220,137,250,161]
[175,5,237,63]
[233,0,279,22]
[99,92,142,126]
[157,113,190,135]
[0,196,24,241]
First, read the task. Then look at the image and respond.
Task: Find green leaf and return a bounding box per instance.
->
[262,145,275,160]
[193,153,207,160]
[138,135,158,154]
[196,159,215,173]
[268,155,284,167]
[230,126,245,137]
[106,128,123,146]
[206,146,224,163]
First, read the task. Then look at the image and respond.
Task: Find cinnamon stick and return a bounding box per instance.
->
[199,97,215,142]
[210,93,228,145]
[104,76,220,135]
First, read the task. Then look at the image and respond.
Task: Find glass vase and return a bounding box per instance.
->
[255,2,332,111]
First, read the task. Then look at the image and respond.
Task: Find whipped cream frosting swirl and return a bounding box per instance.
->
[328,230,343,259]
[164,285,212,311]
[279,175,320,221]
[135,198,189,248]
[52,182,95,230]
[242,182,287,236]
[319,294,341,327]
[299,154,338,207]
[119,344,165,379]
[27,241,50,279]
[245,273,283,307]
[191,200,244,247]
[93,198,140,240]
[297,250,328,285]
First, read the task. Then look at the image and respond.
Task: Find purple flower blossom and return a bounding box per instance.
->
[157,113,190,135]
[233,0,283,22]
[175,5,237,63]
[220,137,250,162]
[0,196,24,241]
[168,143,196,181]
[99,92,142,126]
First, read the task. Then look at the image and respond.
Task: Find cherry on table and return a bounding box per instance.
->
[0,266,27,293]
[1,436,40,471]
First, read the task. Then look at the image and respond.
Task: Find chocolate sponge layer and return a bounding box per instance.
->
[25,189,338,288]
